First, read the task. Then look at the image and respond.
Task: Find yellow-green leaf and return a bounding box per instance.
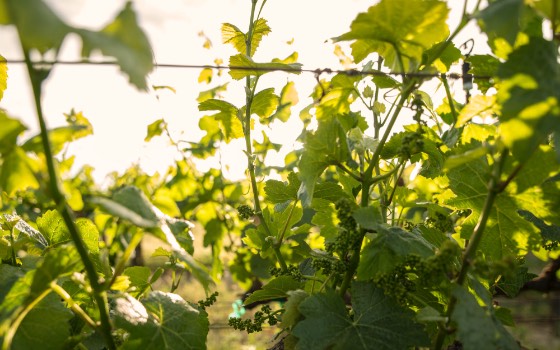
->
[228,54,302,80]
[221,18,271,56]
[0,54,6,101]
[335,0,449,70]
[0,147,39,195]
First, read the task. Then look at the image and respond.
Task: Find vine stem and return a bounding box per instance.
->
[10,22,116,350]
[50,281,97,329]
[338,83,416,297]
[441,74,458,125]
[433,150,508,350]
[241,0,288,272]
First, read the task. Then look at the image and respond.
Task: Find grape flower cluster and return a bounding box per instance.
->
[228,304,279,333]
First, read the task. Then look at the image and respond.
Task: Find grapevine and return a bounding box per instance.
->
[1,0,559,349]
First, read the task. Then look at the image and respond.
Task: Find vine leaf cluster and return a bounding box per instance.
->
[1,0,560,349]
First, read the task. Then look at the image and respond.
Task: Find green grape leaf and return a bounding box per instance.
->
[197,82,228,103]
[0,269,33,318]
[496,264,537,297]
[251,88,279,122]
[250,18,272,55]
[462,123,497,144]
[265,172,300,204]
[315,74,360,120]
[12,293,73,350]
[228,54,302,80]
[22,112,93,154]
[444,145,490,171]
[221,23,245,53]
[270,81,299,123]
[3,214,48,250]
[6,0,70,53]
[298,118,350,207]
[292,282,429,350]
[381,132,406,159]
[244,276,304,305]
[30,245,82,299]
[372,73,400,89]
[445,156,547,259]
[418,139,445,178]
[145,119,166,142]
[0,54,6,101]
[497,37,560,161]
[310,199,338,241]
[115,292,209,350]
[313,182,351,203]
[92,186,210,288]
[352,206,383,230]
[222,18,270,56]
[36,211,98,253]
[357,225,434,279]
[518,209,560,245]
[78,2,153,90]
[466,54,500,94]
[281,290,308,329]
[123,266,151,296]
[0,111,26,156]
[90,196,158,228]
[424,41,462,73]
[456,95,498,127]
[198,98,243,142]
[477,0,523,45]
[334,0,449,70]
[0,146,40,195]
[451,285,520,350]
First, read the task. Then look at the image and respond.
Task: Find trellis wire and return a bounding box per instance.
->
[2,58,491,81]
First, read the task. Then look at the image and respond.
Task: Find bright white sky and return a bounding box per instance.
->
[0,0,486,183]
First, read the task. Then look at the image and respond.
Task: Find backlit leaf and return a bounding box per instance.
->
[79,2,153,90]
[0,54,6,101]
[0,111,26,155]
[251,88,279,122]
[270,81,299,122]
[335,0,449,70]
[297,118,350,207]
[518,209,560,245]
[221,19,271,56]
[123,266,151,297]
[497,37,560,161]
[22,114,93,155]
[0,147,39,195]
[445,155,550,259]
[199,99,243,142]
[145,119,166,142]
[265,172,300,204]
[228,54,302,80]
